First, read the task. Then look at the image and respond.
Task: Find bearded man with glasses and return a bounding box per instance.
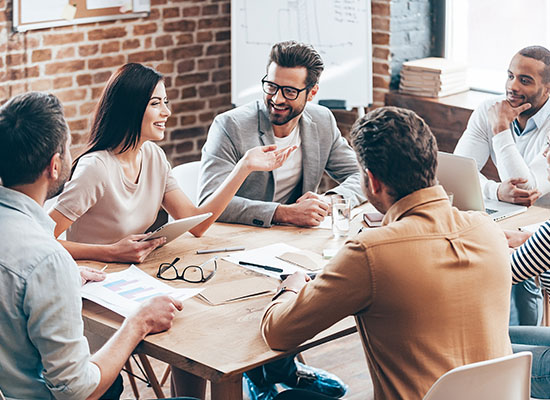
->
[199,40,364,230]
[198,40,359,400]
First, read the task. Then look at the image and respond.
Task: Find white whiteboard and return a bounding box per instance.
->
[231,0,372,109]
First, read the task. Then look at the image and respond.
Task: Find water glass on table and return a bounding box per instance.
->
[331,196,351,237]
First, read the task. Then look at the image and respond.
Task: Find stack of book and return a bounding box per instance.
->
[399,57,469,98]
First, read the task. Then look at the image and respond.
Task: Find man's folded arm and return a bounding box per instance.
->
[491,130,540,190]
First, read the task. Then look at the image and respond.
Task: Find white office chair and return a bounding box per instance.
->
[423,351,532,400]
[169,161,201,221]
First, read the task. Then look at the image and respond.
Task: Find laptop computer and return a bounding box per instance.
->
[436,152,527,221]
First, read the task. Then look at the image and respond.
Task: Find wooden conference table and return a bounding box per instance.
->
[81,213,365,399]
[81,204,550,399]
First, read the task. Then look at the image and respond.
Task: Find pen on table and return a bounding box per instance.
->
[100,265,108,272]
[196,246,245,254]
[238,261,283,273]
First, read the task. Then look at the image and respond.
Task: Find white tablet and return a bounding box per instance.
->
[140,212,212,244]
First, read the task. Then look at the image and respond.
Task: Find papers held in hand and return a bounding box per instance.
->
[140,212,212,244]
[275,251,323,271]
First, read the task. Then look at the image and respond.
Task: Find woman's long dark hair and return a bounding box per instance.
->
[73,63,163,171]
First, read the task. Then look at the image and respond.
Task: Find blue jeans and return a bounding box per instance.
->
[100,374,123,399]
[246,356,298,388]
[510,326,550,399]
[509,278,543,326]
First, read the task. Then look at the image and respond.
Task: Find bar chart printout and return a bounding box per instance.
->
[103,278,163,302]
[81,265,202,317]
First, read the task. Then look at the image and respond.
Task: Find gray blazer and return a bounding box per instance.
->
[198,100,365,227]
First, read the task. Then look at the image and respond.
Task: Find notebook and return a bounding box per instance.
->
[436,152,526,221]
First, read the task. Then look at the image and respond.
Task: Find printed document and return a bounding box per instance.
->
[81,265,201,317]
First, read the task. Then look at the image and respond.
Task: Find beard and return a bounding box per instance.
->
[522,87,547,117]
[266,98,307,126]
[507,87,547,118]
[46,180,66,199]
[46,157,70,200]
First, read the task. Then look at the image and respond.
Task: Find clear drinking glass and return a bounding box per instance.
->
[331,196,351,238]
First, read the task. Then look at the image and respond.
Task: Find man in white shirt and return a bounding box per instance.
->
[199,40,365,229]
[454,46,550,327]
[454,45,550,206]
[0,92,182,399]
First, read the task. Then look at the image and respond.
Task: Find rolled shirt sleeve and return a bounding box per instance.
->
[24,251,100,400]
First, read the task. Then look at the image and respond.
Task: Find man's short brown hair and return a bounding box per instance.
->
[351,106,438,200]
[267,41,324,88]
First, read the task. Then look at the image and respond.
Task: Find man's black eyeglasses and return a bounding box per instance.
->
[157,256,217,283]
[261,75,310,100]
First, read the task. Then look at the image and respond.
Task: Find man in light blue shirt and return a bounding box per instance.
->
[0,92,183,399]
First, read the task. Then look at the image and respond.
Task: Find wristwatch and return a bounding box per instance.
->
[272,286,298,301]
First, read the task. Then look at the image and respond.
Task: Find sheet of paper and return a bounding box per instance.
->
[133,0,151,12]
[316,216,332,230]
[198,276,276,305]
[86,0,126,9]
[120,2,133,12]
[224,243,324,279]
[21,0,67,24]
[81,265,202,317]
[520,221,545,234]
[61,4,77,20]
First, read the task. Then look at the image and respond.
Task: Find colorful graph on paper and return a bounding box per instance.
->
[81,265,202,316]
[102,278,166,303]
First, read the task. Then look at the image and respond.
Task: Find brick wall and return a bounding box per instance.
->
[389,0,434,89]
[0,0,391,167]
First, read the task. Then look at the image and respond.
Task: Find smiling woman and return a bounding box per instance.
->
[140,81,171,142]
[47,63,295,265]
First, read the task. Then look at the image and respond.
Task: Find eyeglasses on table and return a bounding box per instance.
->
[157,256,218,283]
